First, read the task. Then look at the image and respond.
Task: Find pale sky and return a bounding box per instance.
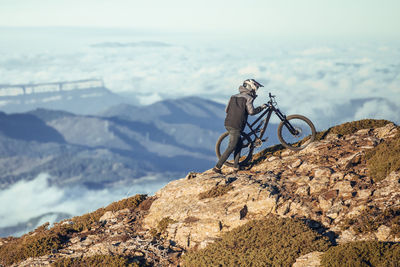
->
[0,0,399,38]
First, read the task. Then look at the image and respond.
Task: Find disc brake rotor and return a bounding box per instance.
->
[293,127,302,137]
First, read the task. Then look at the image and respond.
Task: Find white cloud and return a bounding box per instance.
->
[285,76,297,86]
[137,93,163,105]
[299,47,332,56]
[0,28,399,124]
[0,172,171,235]
[354,100,400,122]
[306,80,330,91]
[238,65,261,76]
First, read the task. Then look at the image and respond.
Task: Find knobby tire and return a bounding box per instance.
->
[277,114,316,151]
[215,132,253,167]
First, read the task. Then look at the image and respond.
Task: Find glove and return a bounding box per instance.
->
[261,104,267,109]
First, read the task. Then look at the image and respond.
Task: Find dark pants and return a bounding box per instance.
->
[216,126,242,169]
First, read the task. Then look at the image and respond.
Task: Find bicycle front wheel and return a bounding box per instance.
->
[277,114,316,151]
[215,132,253,167]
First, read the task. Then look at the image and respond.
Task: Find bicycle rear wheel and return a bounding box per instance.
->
[215,132,253,167]
[277,114,316,151]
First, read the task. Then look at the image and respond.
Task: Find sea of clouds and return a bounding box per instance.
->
[0,27,399,236]
[0,28,399,130]
[0,172,171,236]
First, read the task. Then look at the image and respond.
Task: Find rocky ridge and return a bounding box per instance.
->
[1,122,399,266]
[144,123,399,250]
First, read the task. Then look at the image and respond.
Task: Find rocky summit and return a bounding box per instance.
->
[144,122,399,249]
[0,120,399,266]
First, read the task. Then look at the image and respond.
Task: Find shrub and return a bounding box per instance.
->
[0,223,64,266]
[341,206,400,237]
[64,194,147,232]
[182,216,331,267]
[150,217,177,238]
[198,184,234,200]
[51,254,143,267]
[366,132,400,182]
[0,194,147,266]
[321,241,400,267]
[157,217,177,233]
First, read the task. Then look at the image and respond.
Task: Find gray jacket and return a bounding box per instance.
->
[224,86,263,130]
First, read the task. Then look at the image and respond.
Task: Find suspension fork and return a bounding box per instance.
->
[274,108,299,135]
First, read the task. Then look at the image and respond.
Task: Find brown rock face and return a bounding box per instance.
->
[143,123,400,249]
[293,251,324,267]
[144,172,279,249]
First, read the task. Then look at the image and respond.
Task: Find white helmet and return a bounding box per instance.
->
[243,79,264,91]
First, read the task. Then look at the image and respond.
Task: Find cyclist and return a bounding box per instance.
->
[213,79,267,173]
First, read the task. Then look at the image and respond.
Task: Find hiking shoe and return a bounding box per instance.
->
[212,167,222,174]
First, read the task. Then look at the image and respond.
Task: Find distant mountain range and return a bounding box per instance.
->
[0,84,129,115]
[2,91,393,192]
[0,97,226,191]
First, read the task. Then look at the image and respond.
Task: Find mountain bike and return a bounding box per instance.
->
[215,93,316,167]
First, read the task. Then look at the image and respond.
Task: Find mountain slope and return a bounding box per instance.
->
[0,97,226,191]
[101,96,227,150]
[145,121,400,247]
[1,119,399,266]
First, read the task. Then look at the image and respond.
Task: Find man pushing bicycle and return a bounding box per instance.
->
[213,79,267,173]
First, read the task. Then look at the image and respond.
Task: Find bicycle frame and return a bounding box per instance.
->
[245,100,298,143]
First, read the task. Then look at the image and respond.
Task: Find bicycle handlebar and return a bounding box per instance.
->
[267,92,277,106]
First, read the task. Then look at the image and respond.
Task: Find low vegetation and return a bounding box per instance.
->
[250,143,286,165]
[321,241,400,267]
[52,254,143,267]
[198,183,234,200]
[252,119,393,164]
[67,194,147,232]
[365,132,400,182]
[310,118,392,142]
[182,216,331,266]
[325,119,392,137]
[150,216,178,238]
[341,206,400,237]
[0,194,147,266]
[0,223,65,266]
